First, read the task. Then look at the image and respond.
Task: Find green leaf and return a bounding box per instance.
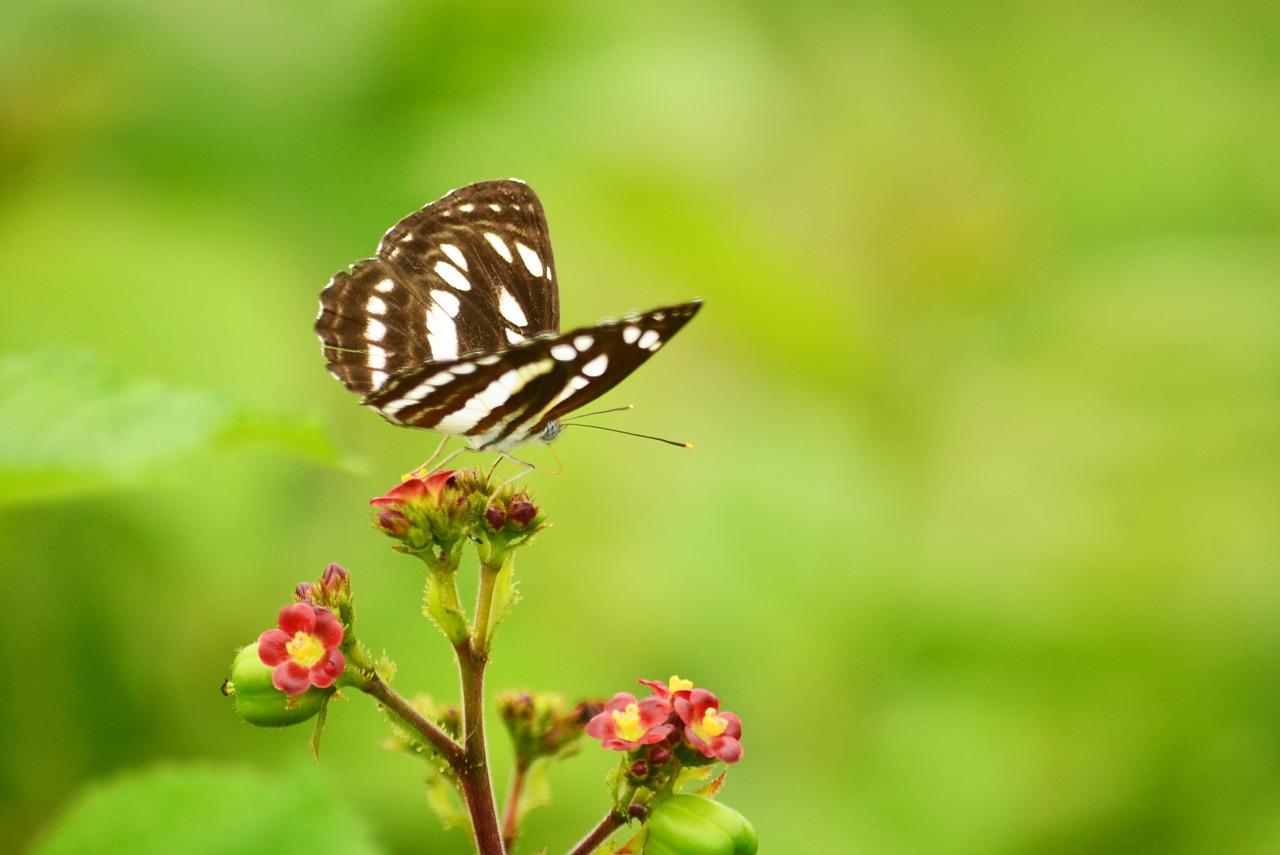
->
[0,351,348,505]
[29,764,383,855]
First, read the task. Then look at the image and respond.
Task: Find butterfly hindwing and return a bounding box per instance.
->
[364,301,703,449]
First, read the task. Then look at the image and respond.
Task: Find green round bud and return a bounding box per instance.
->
[226,643,326,727]
[645,794,758,855]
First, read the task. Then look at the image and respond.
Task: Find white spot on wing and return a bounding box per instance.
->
[436,361,554,432]
[367,344,387,370]
[489,203,501,212]
[622,325,641,344]
[573,334,594,352]
[581,354,609,377]
[375,279,396,293]
[498,287,528,327]
[451,362,477,375]
[434,261,471,291]
[485,232,514,262]
[440,243,468,270]
[637,330,660,350]
[367,295,387,315]
[459,203,475,213]
[371,370,388,389]
[431,289,461,318]
[515,242,544,277]
[406,381,436,401]
[381,398,413,416]
[506,328,526,345]
[366,318,387,342]
[426,305,458,360]
[546,374,589,411]
[551,344,577,361]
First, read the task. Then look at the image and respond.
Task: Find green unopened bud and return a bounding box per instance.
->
[645,794,758,855]
[225,643,327,727]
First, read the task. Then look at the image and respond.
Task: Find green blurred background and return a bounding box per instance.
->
[3,1,1279,852]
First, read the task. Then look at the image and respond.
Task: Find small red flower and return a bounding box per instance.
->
[674,689,743,763]
[370,470,457,508]
[585,692,676,751]
[257,604,345,696]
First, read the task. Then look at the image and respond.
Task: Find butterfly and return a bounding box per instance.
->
[315,179,702,454]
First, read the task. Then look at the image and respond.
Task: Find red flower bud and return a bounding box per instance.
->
[321,562,349,593]
[376,509,411,535]
[508,499,536,527]
[485,505,506,529]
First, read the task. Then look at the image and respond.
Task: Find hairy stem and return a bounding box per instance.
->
[565,810,629,855]
[358,672,461,764]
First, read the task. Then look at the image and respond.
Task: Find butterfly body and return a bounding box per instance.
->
[315,180,701,451]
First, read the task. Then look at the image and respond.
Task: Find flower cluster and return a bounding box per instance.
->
[369,468,545,563]
[586,675,744,769]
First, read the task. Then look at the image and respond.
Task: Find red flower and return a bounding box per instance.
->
[584,692,675,751]
[257,604,345,696]
[674,689,743,763]
[370,470,457,508]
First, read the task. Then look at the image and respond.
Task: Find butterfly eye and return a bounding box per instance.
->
[539,420,564,444]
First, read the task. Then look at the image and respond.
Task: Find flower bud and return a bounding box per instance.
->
[508,498,536,527]
[485,505,506,529]
[321,562,350,593]
[225,643,326,727]
[644,795,758,855]
[375,508,411,536]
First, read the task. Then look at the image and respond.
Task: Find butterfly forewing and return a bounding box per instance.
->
[317,180,559,397]
[315,179,701,453]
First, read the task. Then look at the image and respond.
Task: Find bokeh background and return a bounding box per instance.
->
[3,2,1279,852]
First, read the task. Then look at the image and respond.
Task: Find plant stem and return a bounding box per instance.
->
[565,810,628,855]
[456,641,504,855]
[500,759,529,851]
[359,672,462,764]
[473,560,499,651]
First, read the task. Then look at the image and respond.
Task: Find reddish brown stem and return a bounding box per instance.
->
[500,759,530,850]
[456,641,505,855]
[565,810,628,855]
[359,672,462,765]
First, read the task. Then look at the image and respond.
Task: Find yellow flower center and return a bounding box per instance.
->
[285,631,325,668]
[611,703,647,742]
[694,707,728,741]
[667,675,693,693]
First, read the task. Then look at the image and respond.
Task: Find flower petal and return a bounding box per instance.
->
[309,649,345,688]
[272,661,312,695]
[311,608,344,649]
[277,602,316,635]
[257,629,291,665]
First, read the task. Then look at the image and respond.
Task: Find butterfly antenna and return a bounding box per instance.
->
[562,404,635,422]
[566,423,693,449]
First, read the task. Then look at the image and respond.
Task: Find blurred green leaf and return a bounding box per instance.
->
[0,351,348,505]
[29,764,383,855]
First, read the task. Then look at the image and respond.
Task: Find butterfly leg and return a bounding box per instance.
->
[407,434,460,479]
